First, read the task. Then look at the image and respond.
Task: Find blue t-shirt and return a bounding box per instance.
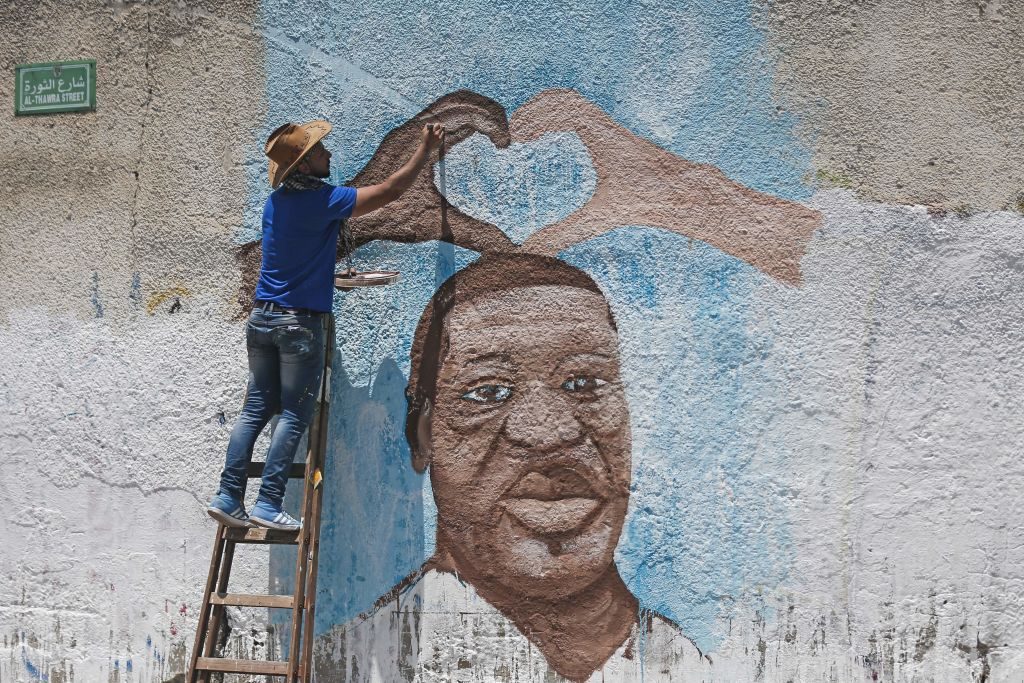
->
[254,184,358,312]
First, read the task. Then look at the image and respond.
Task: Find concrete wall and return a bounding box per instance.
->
[1,1,1022,681]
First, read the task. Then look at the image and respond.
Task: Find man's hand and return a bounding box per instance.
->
[346,90,516,255]
[422,123,445,151]
[349,122,447,218]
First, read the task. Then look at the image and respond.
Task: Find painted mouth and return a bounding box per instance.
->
[501,467,603,536]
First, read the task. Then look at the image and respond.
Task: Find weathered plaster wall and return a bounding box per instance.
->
[1,2,271,681]
[1,1,1022,682]
[763,0,1024,211]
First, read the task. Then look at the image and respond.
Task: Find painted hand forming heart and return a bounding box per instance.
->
[347,88,820,283]
[235,89,821,312]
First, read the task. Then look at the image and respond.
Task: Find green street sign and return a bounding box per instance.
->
[15,60,96,115]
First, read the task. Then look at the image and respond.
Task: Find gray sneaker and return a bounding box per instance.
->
[249,501,301,531]
[207,494,251,528]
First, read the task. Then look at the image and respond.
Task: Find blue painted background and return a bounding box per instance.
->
[254,0,810,654]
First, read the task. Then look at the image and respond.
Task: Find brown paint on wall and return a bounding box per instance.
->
[234,239,262,318]
[237,88,822,679]
[235,91,514,314]
[346,91,516,255]
[406,254,642,680]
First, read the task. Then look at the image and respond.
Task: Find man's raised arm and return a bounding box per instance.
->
[351,123,445,217]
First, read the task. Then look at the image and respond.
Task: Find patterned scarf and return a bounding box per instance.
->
[282,171,327,191]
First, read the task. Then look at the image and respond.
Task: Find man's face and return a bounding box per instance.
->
[299,141,331,178]
[429,285,631,600]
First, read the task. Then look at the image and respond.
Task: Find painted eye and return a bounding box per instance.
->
[461,384,513,404]
[561,376,608,393]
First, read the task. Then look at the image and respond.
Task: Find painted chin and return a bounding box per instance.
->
[438,487,625,598]
[498,498,622,569]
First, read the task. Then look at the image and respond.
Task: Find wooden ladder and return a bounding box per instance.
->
[186,315,334,683]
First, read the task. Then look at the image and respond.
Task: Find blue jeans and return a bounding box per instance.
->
[218,309,326,508]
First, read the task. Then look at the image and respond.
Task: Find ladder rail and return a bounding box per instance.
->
[199,535,237,683]
[186,525,226,683]
[287,313,333,683]
[299,479,325,682]
[297,464,326,678]
[286,485,311,683]
[300,333,333,681]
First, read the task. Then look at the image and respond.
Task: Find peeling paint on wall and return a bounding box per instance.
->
[145,286,191,316]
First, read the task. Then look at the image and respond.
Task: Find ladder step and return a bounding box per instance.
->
[210,592,294,609]
[195,657,289,675]
[247,462,307,479]
[224,527,300,544]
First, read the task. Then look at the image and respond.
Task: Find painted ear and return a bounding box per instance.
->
[512,89,821,285]
[405,395,434,474]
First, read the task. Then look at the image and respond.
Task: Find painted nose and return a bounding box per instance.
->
[500,383,584,453]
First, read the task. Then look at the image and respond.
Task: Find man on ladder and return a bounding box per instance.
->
[186,91,511,683]
[207,119,445,531]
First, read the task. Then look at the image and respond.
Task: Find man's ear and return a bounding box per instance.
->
[406,396,433,474]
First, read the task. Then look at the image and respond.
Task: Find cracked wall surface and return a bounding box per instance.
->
[1,1,1023,682]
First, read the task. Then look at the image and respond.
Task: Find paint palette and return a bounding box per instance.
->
[334,270,400,289]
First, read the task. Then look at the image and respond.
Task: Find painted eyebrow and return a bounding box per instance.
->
[555,352,616,367]
[552,353,618,377]
[456,352,515,368]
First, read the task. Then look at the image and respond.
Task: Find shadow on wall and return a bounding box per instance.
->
[243,88,821,681]
[269,355,425,649]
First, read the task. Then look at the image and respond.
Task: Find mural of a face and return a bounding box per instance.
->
[435,284,629,598]
[247,88,824,682]
[408,255,631,601]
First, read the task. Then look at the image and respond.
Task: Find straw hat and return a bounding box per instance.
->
[264,120,332,188]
